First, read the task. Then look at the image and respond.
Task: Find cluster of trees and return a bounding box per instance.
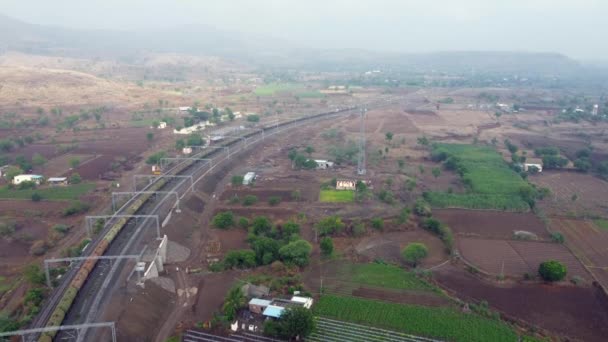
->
[210,215,312,270]
[263,306,315,339]
[414,203,453,253]
[146,151,167,165]
[534,147,568,170]
[288,149,317,169]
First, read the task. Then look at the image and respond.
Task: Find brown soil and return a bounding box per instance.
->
[435,265,608,342]
[458,237,590,280]
[435,209,550,240]
[192,271,240,323]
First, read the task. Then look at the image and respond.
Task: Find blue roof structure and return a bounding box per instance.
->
[262,305,285,318]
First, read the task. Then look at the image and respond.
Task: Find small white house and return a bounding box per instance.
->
[243,172,256,185]
[182,147,193,155]
[523,158,543,173]
[314,160,334,170]
[336,179,356,191]
[13,174,44,185]
[157,121,167,129]
[290,296,314,309]
[179,106,192,112]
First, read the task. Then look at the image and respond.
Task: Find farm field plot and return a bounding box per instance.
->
[458,238,589,280]
[435,265,608,342]
[344,109,419,134]
[549,218,608,287]
[314,295,518,342]
[309,317,438,342]
[404,109,446,126]
[435,209,549,240]
[319,189,354,203]
[320,262,450,307]
[425,144,530,211]
[529,171,608,216]
[0,183,95,200]
[42,153,95,176]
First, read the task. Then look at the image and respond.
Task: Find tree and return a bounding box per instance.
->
[268,196,281,206]
[31,192,42,202]
[226,107,235,121]
[146,132,154,142]
[69,157,80,169]
[70,173,82,184]
[538,260,567,282]
[371,218,384,230]
[574,158,591,172]
[3,165,23,181]
[251,216,272,236]
[315,216,345,236]
[247,114,260,123]
[279,239,312,267]
[305,145,315,156]
[402,243,428,267]
[32,153,47,167]
[222,285,246,321]
[274,307,315,339]
[224,249,256,269]
[320,237,334,256]
[385,132,393,143]
[431,167,441,178]
[251,236,281,265]
[212,212,235,229]
[175,139,185,150]
[24,264,45,285]
[146,151,166,165]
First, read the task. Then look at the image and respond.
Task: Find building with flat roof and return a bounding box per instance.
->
[13,174,43,185]
[48,177,68,186]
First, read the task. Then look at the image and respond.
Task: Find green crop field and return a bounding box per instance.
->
[314,295,517,342]
[253,83,299,96]
[426,144,529,211]
[594,219,608,231]
[338,263,433,291]
[319,190,355,203]
[0,183,95,201]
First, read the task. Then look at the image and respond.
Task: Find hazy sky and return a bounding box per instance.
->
[2,0,607,60]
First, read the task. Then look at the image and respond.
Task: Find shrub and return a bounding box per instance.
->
[212,212,235,229]
[53,224,69,234]
[29,240,48,256]
[397,207,411,225]
[320,237,334,256]
[371,218,384,230]
[315,216,345,236]
[413,199,432,217]
[231,175,244,186]
[24,264,45,285]
[69,173,82,184]
[538,260,567,282]
[402,243,428,267]
[238,217,249,229]
[352,221,366,237]
[0,221,16,237]
[18,181,37,190]
[551,232,565,244]
[268,196,281,206]
[63,201,90,216]
[224,250,257,269]
[242,195,258,206]
[31,192,42,202]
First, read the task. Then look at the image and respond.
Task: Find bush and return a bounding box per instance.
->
[29,240,48,256]
[242,195,258,206]
[371,218,384,230]
[69,173,82,184]
[352,221,366,237]
[268,196,281,206]
[538,260,567,282]
[24,264,45,285]
[63,201,90,216]
[31,192,42,202]
[238,217,249,229]
[247,114,260,122]
[320,237,334,256]
[402,243,428,267]
[551,232,565,244]
[0,221,16,237]
[224,250,256,269]
[52,224,69,234]
[413,199,432,217]
[231,175,244,186]
[212,211,235,229]
[279,239,312,267]
[18,181,37,190]
[315,216,345,236]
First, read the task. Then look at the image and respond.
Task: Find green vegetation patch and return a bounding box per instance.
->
[344,263,433,292]
[0,183,95,201]
[427,144,529,211]
[319,190,355,203]
[314,295,517,342]
[594,219,608,231]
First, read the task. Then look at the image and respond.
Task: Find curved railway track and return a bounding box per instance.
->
[28,100,404,342]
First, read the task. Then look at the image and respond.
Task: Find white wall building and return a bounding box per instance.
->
[13,174,44,185]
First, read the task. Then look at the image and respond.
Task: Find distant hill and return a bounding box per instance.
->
[0,13,588,75]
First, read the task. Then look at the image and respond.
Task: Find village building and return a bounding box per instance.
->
[336,179,356,190]
[12,174,44,185]
[243,172,256,185]
[314,160,334,170]
[48,177,68,186]
[523,158,543,172]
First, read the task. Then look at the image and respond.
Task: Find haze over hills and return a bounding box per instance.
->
[0,13,593,76]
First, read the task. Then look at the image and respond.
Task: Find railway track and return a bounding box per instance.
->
[25,95,408,341]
